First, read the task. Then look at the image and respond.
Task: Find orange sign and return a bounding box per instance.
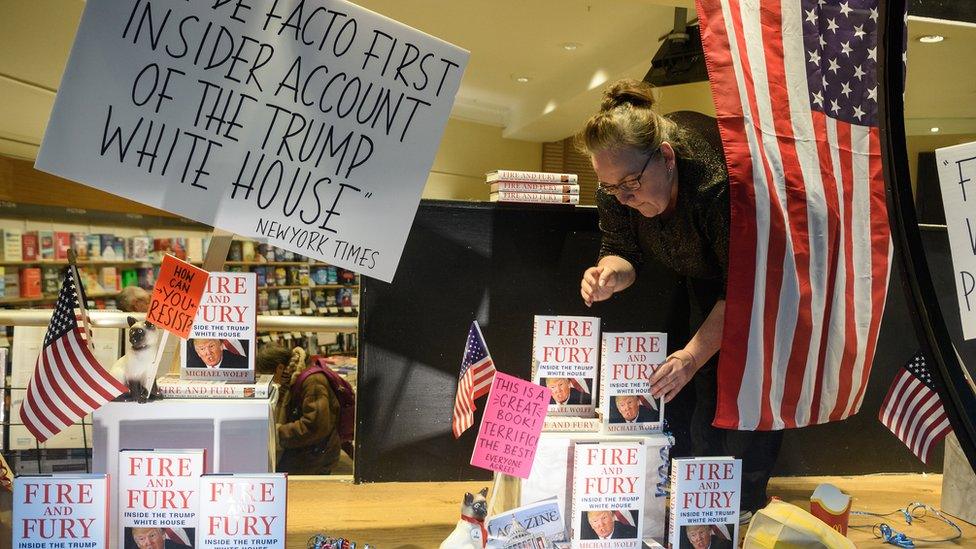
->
[147,255,209,338]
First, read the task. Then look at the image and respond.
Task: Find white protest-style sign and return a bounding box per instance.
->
[936,141,976,340]
[36,0,469,282]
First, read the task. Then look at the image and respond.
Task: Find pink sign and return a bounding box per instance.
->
[470,372,550,478]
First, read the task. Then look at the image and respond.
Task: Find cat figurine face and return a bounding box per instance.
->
[462,488,488,520]
[439,487,489,549]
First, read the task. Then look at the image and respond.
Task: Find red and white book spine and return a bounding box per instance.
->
[487,170,578,183]
[490,192,579,205]
[13,474,111,548]
[489,182,580,194]
[197,474,287,549]
[155,374,273,399]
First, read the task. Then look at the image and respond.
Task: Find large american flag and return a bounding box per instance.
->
[878,352,952,464]
[698,0,892,430]
[19,269,128,442]
[452,321,496,438]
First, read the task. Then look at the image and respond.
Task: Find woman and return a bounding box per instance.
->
[577,79,781,516]
[256,345,341,475]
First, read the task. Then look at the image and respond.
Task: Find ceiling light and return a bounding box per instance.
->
[514,75,531,83]
[561,42,581,51]
[930,127,940,133]
[917,35,944,43]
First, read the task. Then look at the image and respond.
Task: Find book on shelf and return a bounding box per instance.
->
[532,315,600,418]
[13,473,111,549]
[571,441,646,547]
[668,457,741,549]
[3,228,24,261]
[71,232,88,260]
[39,231,55,260]
[241,240,256,261]
[118,449,205,549]
[155,374,274,399]
[97,234,116,260]
[100,266,119,292]
[489,181,581,194]
[21,231,39,261]
[121,269,138,288]
[55,232,72,260]
[4,268,20,298]
[599,332,667,434]
[86,234,102,260]
[20,267,42,298]
[187,237,205,263]
[180,271,257,383]
[228,241,244,261]
[113,237,126,260]
[197,473,287,549]
[128,236,150,261]
[41,266,61,296]
[487,170,579,183]
[490,191,580,205]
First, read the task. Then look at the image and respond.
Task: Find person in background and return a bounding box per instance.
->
[257,345,340,475]
[118,286,150,313]
[576,79,782,517]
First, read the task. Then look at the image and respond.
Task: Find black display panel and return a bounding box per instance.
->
[357,200,940,481]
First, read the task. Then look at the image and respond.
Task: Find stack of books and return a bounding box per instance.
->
[487,170,580,205]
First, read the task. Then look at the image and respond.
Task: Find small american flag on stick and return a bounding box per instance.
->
[19,267,127,443]
[878,352,952,464]
[452,321,496,438]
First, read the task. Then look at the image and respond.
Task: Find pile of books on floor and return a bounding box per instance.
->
[486,169,580,205]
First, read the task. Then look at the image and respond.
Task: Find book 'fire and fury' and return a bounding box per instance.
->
[668,457,741,549]
[118,449,206,549]
[197,474,287,549]
[571,442,645,548]
[13,474,111,549]
[531,315,600,418]
[599,332,667,434]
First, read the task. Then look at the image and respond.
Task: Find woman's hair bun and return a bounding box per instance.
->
[600,79,656,112]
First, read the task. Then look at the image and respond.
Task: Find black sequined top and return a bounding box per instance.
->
[597,111,730,306]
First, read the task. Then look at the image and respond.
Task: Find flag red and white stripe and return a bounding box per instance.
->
[878,352,952,464]
[452,321,496,438]
[19,268,127,443]
[613,510,636,527]
[698,0,892,430]
[570,378,591,395]
[222,339,245,356]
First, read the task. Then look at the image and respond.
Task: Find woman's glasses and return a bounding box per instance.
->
[597,149,660,196]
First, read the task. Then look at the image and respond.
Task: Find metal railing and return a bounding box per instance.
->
[0,310,358,331]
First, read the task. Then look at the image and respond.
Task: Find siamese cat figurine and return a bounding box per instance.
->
[440,487,489,549]
[109,317,163,402]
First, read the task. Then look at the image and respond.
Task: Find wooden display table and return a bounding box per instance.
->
[285,474,974,548]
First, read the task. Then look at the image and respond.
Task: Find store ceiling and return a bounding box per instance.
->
[0,0,973,160]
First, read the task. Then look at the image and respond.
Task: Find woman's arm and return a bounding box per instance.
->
[581,254,637,306]
[649,299,725,403]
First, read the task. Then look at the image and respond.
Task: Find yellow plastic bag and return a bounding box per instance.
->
[743,500,855,549]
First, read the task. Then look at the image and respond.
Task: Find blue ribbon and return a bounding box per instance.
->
[877,524,915,548]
